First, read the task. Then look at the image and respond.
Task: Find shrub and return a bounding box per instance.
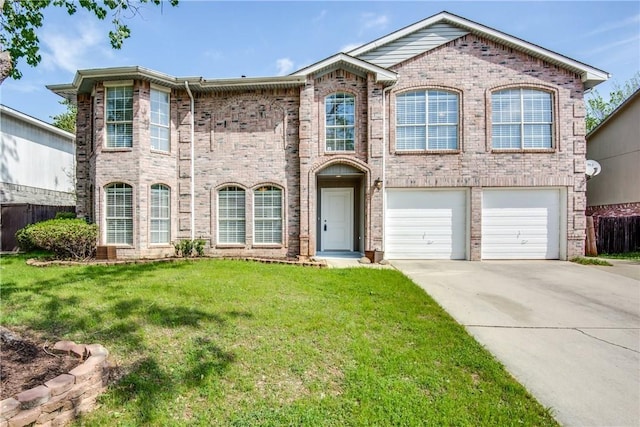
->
[18,219,98,260]
[54,211,76,220]
[15,224,36,252]
[174,239,207,257]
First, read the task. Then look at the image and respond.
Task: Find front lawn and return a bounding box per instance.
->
[0,256,557,426]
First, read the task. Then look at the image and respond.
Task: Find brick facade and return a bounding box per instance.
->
[69,15,602,260]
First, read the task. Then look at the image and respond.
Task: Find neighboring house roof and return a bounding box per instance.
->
[47,66,307,100]
[0,104,75,141]
[291,53,397,84]
[586,88,640,139]
[347,11,609,89]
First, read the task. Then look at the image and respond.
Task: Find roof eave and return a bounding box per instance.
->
[292,53,397,84]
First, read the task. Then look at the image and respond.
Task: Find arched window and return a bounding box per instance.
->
[396,90,459,150]
[492,88,553,149]
[218,186,246,244]
[105,183,133,245]
[325,93,355,151]
[150,184,170,244]
[254,186,282,244]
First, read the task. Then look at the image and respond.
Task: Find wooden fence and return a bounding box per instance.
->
[597,216,640,254]
[0,204,76,251]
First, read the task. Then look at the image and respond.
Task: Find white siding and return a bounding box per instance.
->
[355,23,469,68]
[482,189,560,259]
[385,189,467,259]
[0,111,75,195]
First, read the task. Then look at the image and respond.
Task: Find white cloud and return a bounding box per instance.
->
[585,35,640,55]
[276,57,294,76]
[359,12,388,35]
[40,22,112,73]
[313,10,327,22]
[584,14,640,37]
[340,43,363,53]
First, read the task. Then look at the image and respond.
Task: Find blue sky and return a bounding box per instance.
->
[1,1,638,123]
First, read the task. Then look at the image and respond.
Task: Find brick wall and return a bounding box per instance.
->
[385,34,588,259]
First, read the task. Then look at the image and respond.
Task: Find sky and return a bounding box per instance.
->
[1,0,639,124]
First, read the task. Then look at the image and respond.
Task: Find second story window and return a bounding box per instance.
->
[150,88,170,152]
[396,90,459,151]
[492,88,553,149]
[325,93,355,152]
[106,86,133,148]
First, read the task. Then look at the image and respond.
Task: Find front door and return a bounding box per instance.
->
[320,188,353,251]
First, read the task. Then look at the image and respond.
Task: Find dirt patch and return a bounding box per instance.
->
[0,327,82,400]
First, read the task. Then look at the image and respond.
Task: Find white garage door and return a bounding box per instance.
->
[482,189,560,259]
[385,189,466,259]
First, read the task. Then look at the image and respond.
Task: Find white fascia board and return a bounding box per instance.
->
[0,104,76,140]
[292,53,397,83]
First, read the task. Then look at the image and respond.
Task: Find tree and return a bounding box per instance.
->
[51,99,76,133]
[586,72,640,133]
[0,0,179,83]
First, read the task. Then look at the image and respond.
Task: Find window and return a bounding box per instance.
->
[106,86,133,148]
[492,88,553,149]
[325,93,355,151]
[105,183,133,245]
[396,90,459,150]
[150,184,170,244]
[150,89,170,151]
[218,187,246,244]
[254,186,282,244]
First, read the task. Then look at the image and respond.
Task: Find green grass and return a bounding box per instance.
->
[1,255,557,426]
[570,257,613,266]
[598,251,640,260]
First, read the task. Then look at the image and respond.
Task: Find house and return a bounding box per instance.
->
[0,105,76,250]
[586,88,640,218]
[585,88,640,253]
[47,11,608,261]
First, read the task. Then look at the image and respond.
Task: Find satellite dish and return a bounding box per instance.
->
[585,159,602,177]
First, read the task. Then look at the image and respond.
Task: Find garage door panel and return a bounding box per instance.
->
[482,189,560,260]
[386,190,466,260]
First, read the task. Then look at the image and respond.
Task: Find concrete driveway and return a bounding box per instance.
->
[391,260,640,427]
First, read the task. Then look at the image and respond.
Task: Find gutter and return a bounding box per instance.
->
[184,81,195,241]
[381,81,397,255]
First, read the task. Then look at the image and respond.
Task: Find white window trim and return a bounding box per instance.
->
[217,186,247,245]
[105,84,134,149]
[252,186,284,246]
[104,183,134,246]
[150,85,171,152]
[395,89,460,152]
[149,184,171,245]
[491,88,554,150]
[325,93,356,152]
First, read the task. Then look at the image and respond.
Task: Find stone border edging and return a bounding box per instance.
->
[0,341,109,427]
[26,255,328,268]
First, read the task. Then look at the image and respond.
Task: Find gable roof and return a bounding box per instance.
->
[347,11,609,89]
[291,53,397,84]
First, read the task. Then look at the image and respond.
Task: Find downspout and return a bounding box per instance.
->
[184,81,195,241]
[381,81,396,255]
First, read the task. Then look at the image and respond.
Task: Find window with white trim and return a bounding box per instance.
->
[150,88,170,151]
[218,186,246,244]
[105,183,133,245]
[150,184,170,244]
[254,186,282,244]
[396,90,459,150]
[492,88,553,149]
[106,86,133,148]
[325,93,355,151]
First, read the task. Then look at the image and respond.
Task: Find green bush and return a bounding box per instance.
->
[15,224,36,252]
[17,219,98,260]
[54,211,76,220]
[174,239,207,257]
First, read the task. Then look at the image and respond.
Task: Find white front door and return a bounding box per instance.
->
[321,188,353,251]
